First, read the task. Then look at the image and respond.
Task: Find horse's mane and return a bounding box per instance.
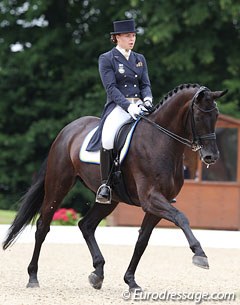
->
[156,83,201,108]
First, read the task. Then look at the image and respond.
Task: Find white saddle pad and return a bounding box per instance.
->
[79,123,138,164]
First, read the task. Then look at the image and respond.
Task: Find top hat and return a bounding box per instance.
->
[110,19,137,35]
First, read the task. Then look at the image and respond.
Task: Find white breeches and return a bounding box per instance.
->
[102,105,131,150]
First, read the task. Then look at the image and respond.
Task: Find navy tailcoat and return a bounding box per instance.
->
[87,47,152,151]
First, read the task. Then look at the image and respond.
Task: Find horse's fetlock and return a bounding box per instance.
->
[190,241,206,257]
[94,257,105,267]
[94,263,105,277]
[28,264,38,276]
[124,272,133,285]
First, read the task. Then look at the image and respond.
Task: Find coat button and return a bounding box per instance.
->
[135,74,138,77]
[135,94,138,97]
[134,84,136,87]
[124,84,127,87]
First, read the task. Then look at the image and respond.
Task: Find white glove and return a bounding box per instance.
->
[138,104,149,112]
[127,103,141,120]
[144,100,153,108]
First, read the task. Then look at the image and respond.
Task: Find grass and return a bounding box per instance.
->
[0,209,16,224]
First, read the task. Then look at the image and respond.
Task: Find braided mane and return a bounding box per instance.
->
[156,83,200,108]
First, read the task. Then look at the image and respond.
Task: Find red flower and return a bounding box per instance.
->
[52,208,79,225]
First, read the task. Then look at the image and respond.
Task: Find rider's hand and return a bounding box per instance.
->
[127,103,142,120]
[144,100,153,108]
[144,99,155,113]
[138,104,149,113]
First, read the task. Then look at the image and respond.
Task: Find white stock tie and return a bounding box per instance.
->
[124,50,130,60]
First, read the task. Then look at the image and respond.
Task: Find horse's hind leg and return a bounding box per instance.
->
[78,201,118,290]
[27,159,76,288]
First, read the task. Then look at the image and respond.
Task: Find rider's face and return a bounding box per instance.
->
[116,33,136,51]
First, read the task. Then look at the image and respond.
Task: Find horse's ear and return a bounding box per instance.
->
[196,90,205,101]
[212,89,228,100]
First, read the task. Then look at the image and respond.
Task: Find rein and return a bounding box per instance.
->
[138,114,193,149]
[139,86,218,152]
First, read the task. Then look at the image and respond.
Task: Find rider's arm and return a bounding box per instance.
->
[98,54,131,111]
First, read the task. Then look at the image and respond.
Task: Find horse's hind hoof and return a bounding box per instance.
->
[192,255,209,269]
[88,272,103,290]
[26,281,40,288]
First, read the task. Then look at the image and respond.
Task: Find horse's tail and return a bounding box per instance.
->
[2,158,48,250]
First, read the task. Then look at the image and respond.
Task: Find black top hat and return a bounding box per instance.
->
[110,19,137,35]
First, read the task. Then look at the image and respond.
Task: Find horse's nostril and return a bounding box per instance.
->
[203,155,217,164]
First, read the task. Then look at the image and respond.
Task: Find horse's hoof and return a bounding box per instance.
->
[129,286,142,293]
[26,281,40,288]
[192,255,209,269]
[88,272,103,290]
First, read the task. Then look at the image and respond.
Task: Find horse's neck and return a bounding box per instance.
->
[152,89,195,133]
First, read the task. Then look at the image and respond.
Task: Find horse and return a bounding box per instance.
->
[2,83,227,291]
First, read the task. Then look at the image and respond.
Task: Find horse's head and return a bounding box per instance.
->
[190,87,228,166]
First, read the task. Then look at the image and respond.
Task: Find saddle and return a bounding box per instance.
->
[79,118,141,206]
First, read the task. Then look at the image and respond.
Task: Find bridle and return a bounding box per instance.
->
[190,86,218,151]
[139,86,218,152]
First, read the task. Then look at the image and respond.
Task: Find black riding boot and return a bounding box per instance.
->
[96,148,113,204]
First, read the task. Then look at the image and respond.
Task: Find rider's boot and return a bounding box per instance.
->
[96,148,113,204]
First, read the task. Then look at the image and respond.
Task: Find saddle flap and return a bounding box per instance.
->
[80,120,140,165]
[113,119,135,155]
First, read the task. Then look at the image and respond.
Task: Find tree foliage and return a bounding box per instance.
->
[0,0,239,211]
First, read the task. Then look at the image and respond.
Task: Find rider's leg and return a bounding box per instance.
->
[96,105,130,204]
[96,148,114,204]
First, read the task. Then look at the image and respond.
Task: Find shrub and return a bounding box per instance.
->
[52,208,80,225]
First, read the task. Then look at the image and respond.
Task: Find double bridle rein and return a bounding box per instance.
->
[139,86,218,152]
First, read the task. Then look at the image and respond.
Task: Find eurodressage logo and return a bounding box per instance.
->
[122,289,237,303]
[118,64,125,74]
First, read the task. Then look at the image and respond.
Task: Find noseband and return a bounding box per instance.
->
[139,86,218,152]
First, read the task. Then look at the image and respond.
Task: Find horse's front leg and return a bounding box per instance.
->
[78,201,118,290]
[144,192,209,269]
[124,213,161,291]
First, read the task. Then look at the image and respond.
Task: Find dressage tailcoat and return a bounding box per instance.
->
[87,47,152,151]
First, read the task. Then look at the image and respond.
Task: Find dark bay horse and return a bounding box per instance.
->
[3,84,227,291]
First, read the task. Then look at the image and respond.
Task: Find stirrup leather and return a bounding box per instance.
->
[96,184,112,204]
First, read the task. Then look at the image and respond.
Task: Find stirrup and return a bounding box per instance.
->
[96,184,112,204]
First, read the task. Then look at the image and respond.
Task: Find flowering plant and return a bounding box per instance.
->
[52,208,79,226]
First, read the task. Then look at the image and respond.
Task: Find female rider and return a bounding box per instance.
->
[87,19,153,204]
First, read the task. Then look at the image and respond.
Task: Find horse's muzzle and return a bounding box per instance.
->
[201,150,219,166]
